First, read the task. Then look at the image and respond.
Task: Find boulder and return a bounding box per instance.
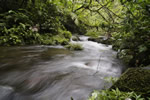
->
[72,36,80,41]
[88,36,112,44]
[88,37,103,42]
[0,86,14,100]
[111,68,150,97]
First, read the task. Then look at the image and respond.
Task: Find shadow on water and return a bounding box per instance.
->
[0,46,71,72]
[0,36,125,100]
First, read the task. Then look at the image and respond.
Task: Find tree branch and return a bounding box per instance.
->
[96,1,123,19]
[73,0,92,13]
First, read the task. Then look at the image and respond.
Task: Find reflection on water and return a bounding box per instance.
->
[0,36,125,100]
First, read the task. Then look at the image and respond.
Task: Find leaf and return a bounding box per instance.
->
[38,10,42,16]
[8,10,15,14]
[74,19,79,26]
[3,27,8,34]
[70,12,77,20]
[0,23,6,27]
[5,15,13,20]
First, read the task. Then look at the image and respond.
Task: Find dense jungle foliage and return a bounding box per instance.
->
[112,0,150,68]
[0,0,87,46]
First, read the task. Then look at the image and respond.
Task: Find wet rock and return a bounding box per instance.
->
[143,65,150,70]
[111,68,150,96]
[72,36,80,41]
[0,86,14,100]
[13,93,33,100]
[88,36,112,44]
[88,37,97,42]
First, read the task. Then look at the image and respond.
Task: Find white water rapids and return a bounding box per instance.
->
[0,36,125,100]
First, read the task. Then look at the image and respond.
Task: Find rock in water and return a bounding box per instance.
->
[88,36,112,44]
[72,36,80,41]
[0,86,14,100]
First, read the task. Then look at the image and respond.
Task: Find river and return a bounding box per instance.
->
[0,36,125,100]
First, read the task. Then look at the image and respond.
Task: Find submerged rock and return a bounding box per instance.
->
[0,86,14,100]
[111,68,150,96]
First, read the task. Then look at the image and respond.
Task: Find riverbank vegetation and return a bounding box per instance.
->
[89,88,148,100]
[65,43,83,50]
[0,0,150,99]
[0,0,86,46]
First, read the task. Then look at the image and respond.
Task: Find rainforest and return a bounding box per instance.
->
[0,0,150,100]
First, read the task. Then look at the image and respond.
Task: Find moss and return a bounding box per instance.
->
[72,35,80,41]
[111,68,150,97]
[65,43,83,50]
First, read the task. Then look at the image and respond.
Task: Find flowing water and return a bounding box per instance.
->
[0,36,125,100]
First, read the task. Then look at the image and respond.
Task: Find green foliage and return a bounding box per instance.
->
[0,10,42,46]
[0,23,41,46]
[59,29,72,39]
[65,43,83,51]
[89,68,150,100]
[40,34,69,46]
[104,77,119,84]
[88,88,148,100]
[111,0,150,67]
[86,31,101,38]
[0,10,32,28]
[0,1,74,46]
[52,35,69,45]
[29,2,62,34]
[61,12,87,34]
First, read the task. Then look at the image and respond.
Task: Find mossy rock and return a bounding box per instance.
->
[65,43,83,51]
[111,68,150,97]
[88,36,112,45]
[72,36,80,41]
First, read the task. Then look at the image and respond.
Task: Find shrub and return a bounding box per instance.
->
[62,30,72,39]
[0,23,41,46]
[58,29,72,39]
[88,88,149,100]
[0,9,72,46]
[0,10,32,28]
[52,35,69,45]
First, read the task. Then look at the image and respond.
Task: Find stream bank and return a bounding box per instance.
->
[111,68,150,97]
